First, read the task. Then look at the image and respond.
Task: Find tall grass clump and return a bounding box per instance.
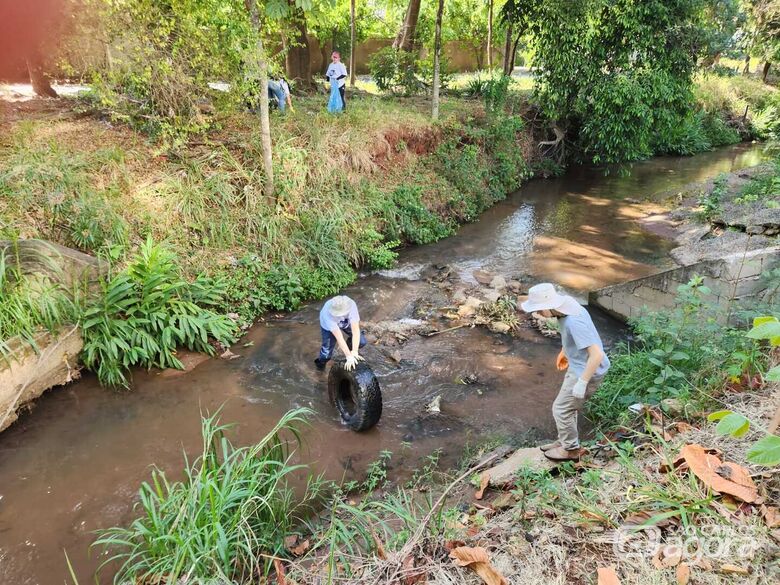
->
[94,408,319,584]
[0,124,129,257]
[0,241,76,359]
[81,237,237,387]
[695,72,780,140]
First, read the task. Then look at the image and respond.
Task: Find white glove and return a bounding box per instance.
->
[345,355,358,371]
[572,378,588,399]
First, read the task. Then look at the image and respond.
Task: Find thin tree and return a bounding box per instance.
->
[432,0,445,119]
[502,23,514,74]
[350,0,356,85]
[245,0,275,205]
[487,0,493,69]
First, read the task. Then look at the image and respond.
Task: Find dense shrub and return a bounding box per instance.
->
[588,278,774,428]
[367,47,426,95]
[81,239,237,387]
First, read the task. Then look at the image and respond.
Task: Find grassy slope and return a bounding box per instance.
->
[0,94,536,324]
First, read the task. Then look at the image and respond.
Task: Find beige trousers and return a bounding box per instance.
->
[552,371,602,451]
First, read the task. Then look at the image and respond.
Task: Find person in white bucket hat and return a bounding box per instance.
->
[521,283,610,461]
[315,295,366,371]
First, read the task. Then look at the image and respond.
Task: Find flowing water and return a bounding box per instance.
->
[0,143,767,585]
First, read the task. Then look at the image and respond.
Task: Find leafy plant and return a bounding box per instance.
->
[706,316,780,467]
[94,408,319,583]
[589,277,765,428]
[367,47,426,95]
[696,173,727,221]
[81,238,237,387]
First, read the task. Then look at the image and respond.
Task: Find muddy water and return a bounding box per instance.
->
[0,143,766,585]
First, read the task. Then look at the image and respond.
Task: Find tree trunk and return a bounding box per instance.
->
[509,33,521,75]
[743,54,750,74]
[245,0,275,205]
[502,24,513,76]
[350,0,356,85]
[432,0,445,120]
[284,9,313,88]
[26,56,58,98]
[486,0,493,69]
[393,0,422,52]
[762,61,771,83]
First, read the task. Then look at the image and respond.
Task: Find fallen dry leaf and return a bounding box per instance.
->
[597,566,621,585]
[761,505,780,529]
[284,535,298,549]
[450,546,509,585]
[651,550,664,570]
[676,563,690,585]
[675,421,694,433]
[444,539,466,552]
[680,444,758,503]
[719,564,750,575]
[273,558,287,585]
[402,554,427,585]
[623,510,677,528]
[662,548,682,568]
[290,538,310,557]
[369,529,386,559]
[475,471,490,500]
[581,510,611,525]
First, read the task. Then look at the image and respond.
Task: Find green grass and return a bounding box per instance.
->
[93,408,320,584]
[0,241,77,359]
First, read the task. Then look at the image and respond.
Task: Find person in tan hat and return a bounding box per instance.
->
[521,283,610,461]
[315,295,366,371]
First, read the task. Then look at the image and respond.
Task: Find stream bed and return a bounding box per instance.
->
[0,143,767,585]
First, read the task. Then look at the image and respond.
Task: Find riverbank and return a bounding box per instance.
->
[0,142,771,585]
[1,71,777,391]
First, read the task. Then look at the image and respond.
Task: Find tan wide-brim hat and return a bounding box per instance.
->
[328,295,352,317]
[521,283,583,316]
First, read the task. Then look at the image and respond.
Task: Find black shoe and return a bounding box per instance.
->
[314,358,327,371]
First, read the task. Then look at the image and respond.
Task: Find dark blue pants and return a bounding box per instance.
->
[318,326,366,362]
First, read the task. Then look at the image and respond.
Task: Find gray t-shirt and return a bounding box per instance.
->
[560,309,610,377]
[319,297,359,332]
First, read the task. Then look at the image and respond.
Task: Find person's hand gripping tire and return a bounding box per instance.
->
[345,352,364,371]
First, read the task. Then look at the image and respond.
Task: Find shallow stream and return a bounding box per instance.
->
[0,143,766,585]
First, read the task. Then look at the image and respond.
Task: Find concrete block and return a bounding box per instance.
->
[0,328,82,433]
[486,448,555,486]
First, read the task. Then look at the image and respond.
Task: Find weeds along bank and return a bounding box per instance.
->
[0,95,535,386]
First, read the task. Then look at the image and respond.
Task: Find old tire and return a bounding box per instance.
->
[327,360,382,431]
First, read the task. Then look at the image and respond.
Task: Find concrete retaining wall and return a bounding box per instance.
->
[589,246,780,322]
[0,328,83,432]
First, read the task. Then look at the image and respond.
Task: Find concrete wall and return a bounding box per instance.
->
[0,239,102,290]
[0,328,83,432]
[589,247,780,322]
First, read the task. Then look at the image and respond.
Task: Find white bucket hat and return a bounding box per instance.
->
[521,283,583,316]
[328,295,352,318]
